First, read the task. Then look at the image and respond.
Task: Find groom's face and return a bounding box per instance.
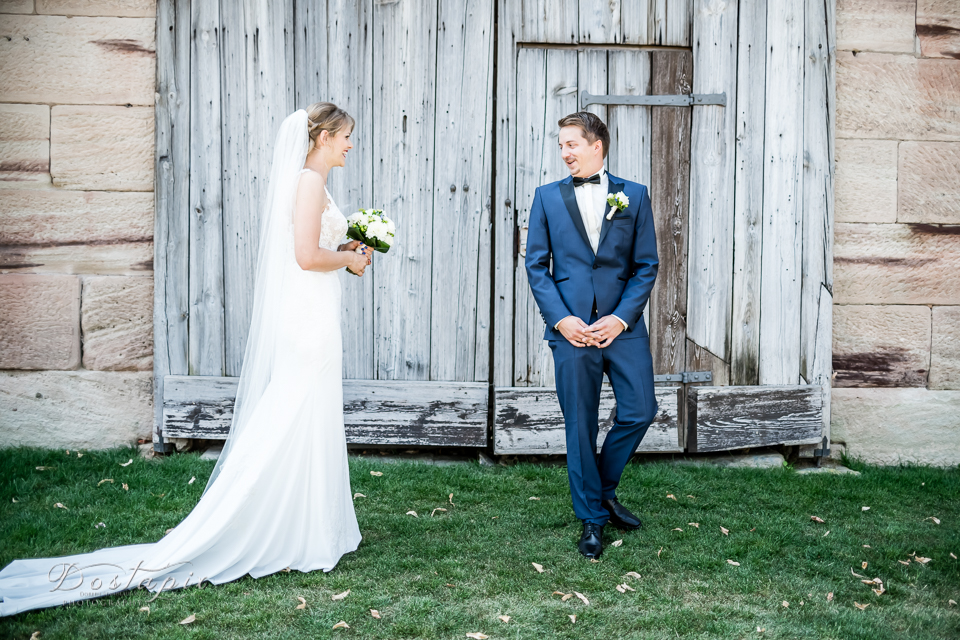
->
[559,126,603,177]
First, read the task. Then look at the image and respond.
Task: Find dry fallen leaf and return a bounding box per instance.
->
[406,510,418,517]
[861,506,870,512]
[666,494,677,500]
[727,559,740,567]
[823,530,831,537]
[120,459,133,467]
[574,591,589,605]
[757,627,765,633]
[862,562,868,570]
[686,495,695,499]
[720,526,729,536]
[30,633,40,640]
[97,478,114,486]
[331,589,350,601]
[672,528,683,532]
[139,605,150,614]
[36,466,53,471]
[854,602,869,611]
[188,476,196,485]
[432,507,448,517]
[914,556,931,564]
[466,633,488,639]
[449,493,455,505]
[165,528,174,534]
[782,601,789,608]
[657,546,663,558]
[898,560,911,566]
[611,539,623,547]
[498,615,511,623]
[529,496,540,501]
[180,614,196,625]
[370,609,381,619]
[863,545,871,548]
[950,552,957,560]
[827,592,834,602]
[95,522,106,528]
[590,558,600,563]
[54,502,67,510]
[873,587,885,596]
[569,615,577,623]
[811,516,825,523]
[688,522,700,528]
[77,453,82,458]
[122,483,129,491]
[281,567,291,572]
[561,593,573,601]
[861,578,882,586]
[625,571,642,580]
[925,516,941,525]
[532,562,545,573]
[296,596,307,610]
[616,583,635,593]
[370,471,383,476]
[11,498,18,503]
[354,493,366,499]
[851,568,866,578]
[949,600,957,606]
[333,621,350,629]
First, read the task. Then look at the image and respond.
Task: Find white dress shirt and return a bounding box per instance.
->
[554,167,629,333]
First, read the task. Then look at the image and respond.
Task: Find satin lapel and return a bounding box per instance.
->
[597,176,625,249]
[558,178,591,250]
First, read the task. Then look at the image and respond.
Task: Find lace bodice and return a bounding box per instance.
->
[300,169,348,251]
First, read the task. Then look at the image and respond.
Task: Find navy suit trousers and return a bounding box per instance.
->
[549,315,658,525]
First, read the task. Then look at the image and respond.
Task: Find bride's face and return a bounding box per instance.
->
[319,126,354,167]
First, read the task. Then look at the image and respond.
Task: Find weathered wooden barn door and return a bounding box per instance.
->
[154,0,495,450]
[492,0,834,456]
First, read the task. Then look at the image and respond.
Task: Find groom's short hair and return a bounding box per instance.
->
[558,112,610,158]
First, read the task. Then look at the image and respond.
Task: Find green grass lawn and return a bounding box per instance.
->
[0,447,958,639]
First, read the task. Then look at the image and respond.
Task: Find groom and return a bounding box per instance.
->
[525,112,659,559]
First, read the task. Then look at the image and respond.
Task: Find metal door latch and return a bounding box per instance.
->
[654,371,713,384]
[581,91,727,109]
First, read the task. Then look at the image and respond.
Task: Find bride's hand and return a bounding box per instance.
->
[339,240,362,252]
[347,250,369,276]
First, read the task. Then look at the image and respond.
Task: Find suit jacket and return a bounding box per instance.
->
[524,172,659,341]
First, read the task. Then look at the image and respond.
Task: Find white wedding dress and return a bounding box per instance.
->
[0,111,361,617]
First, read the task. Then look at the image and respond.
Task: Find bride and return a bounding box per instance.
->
[0,103,372,616]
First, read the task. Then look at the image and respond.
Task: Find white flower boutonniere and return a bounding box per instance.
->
[606,191,629,220]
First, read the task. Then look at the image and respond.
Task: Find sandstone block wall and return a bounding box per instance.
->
[833,0,960,465]
[0,0,155,448]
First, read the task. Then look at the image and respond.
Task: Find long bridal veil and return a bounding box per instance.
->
[0,109,363,617]
[204,109,309,493]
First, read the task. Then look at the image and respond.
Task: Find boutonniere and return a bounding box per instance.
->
[606,191,629,220]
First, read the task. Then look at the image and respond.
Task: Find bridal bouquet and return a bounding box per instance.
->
[345,208,395,274]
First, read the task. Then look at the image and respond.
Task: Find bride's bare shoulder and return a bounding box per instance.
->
[296,169,328,208]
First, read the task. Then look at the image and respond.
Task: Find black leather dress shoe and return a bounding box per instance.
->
[602,498,643,530]
[578,522,604,559]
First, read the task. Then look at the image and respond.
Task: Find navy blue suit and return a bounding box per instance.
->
[525,173,659,525]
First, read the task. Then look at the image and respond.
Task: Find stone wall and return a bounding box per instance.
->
[832,0,960,465]
[0,0,155,448]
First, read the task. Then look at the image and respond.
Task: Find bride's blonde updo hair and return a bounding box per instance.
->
[306,101,355,152]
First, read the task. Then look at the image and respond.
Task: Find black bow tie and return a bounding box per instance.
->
[572,173,602,187]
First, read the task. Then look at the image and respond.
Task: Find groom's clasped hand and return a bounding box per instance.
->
[557,315,625,348]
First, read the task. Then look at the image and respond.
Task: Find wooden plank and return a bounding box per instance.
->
[620,0,651,44]
[758,0,804,385]
[325,0,375,380]
[621,0,692,46]
[800,0,835,386]
[519,0,577,43]
[220,0,296,377]
[293,0,327,108]
[429,0,495,383]
[153,0,190,449]
[577,49,607,121]
[729,0,766,386]
[648,50,691,376]
[161,375,487,446]
[188,0,224,376]
[579,0,621,44]
[686,0,738,361]
[917,0,960,59]
[606,50,650,187]
[513,48,578,387]
[492,2,516,388]
[812,285,832,446]
[493,0,520,387]
[493,386,682,454]
[687,385,824,452]
[372,0,436,380]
